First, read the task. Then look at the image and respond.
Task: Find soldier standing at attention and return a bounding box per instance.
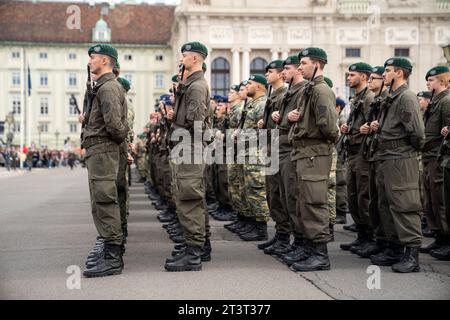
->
[165,42,210,272]
[368,57,425,273]
[339,62,375,254]
[81,44,129,278]
[287,47,338,272]
[421,66,450,260]
[256,59,289,254]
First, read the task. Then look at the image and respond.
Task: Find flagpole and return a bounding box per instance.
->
[20,47,25,169]
[27,56,31,148]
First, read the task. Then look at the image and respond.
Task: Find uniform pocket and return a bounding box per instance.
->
[391,183,421,213]
[301,174,328,205]
[176,163,205,201]
[91,179,118,203]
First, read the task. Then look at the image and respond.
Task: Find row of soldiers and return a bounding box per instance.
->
[137,42,450,274]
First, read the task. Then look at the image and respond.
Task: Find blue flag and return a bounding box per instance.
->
[27,64,32,96]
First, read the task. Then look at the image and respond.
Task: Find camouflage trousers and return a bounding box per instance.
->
[243,163,269,222]
[228,163,249,216]
[136,154,147,180]
[328,153,337,226]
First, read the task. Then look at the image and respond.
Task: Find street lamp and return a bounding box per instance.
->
[37,124,42,147]
[55,130,60,150]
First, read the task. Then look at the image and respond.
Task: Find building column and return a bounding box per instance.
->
[241,48,250,80]
[231,48,240,85]
[281,49,290,60]
[205,48,212,85]
[271,48,279,61]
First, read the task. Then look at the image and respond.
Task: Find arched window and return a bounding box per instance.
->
[250,57,268,76]
[211,57,230,96]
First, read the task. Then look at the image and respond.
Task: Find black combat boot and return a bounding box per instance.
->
[201,238,212,262]
[370,243,404,266]
[85,236,105,263]
[392,247,420,273]
[291,242,330,272]
[340,227,366,251]
[335,209,347,224]
[419,233,444,254]
[282,238,311,266]
[226,216,248,232]
[263,233,290,255]
[240,221,268,241]
[164,246,202,272]
[328,223,335,242]
[356,239,386,258]
[83,244,124,277]
[257,232,279,250]
[421,216,435,238]
[166,245,187,263]
[157,209,176,223]
[171,234,186,244]
[430,244,450,261]
[154,199,168,211]
[235,219,256,236]
[343,223,358,232]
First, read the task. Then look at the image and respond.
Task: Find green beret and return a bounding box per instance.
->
[181,41,208,58]
[230,84,241,92]
[248,74,268,88]
[298,47,328,63]
[171,75,178,83]
[266,59,284,72]
[283,55,300,67]
[114,61,120,70]
[417,91,432,99]
[240,80,249,87]
[384,57,412,72]
[371,66,385,76]
[425,65,450,80]
[324,77,333,88]
[117,77,130,92]
[88,44,118,61]
[202,62,207,72]
[138,133,147,140]
[349,62,373,75]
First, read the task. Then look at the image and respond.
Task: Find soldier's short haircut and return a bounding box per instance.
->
[108,56,117,69]
[435,73,450,86]
[310,58,325,70]
[393,66,411,80]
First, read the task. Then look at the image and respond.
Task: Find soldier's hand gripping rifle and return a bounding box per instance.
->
[368,79,395,159]
[261,85,273,129]
[274,78,294,130]
[438,112,450,161]
[82,65,95,129]
[290,66,318,134]
[336,86,368,163]
[423,89,436,125]
[234,98,249,141]
[360,84,384,159]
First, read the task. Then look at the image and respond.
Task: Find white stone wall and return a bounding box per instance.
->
[0,44,173,148]
[171,0,450,97]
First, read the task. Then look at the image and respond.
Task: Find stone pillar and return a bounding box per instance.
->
[232,48,241,85]
[205,48,212,85]
[281,49,290,60]
[271,48,279,61]
[241,48,250,80]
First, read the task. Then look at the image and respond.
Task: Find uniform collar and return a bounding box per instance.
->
[390,83,408,98]
[182,70,204,87]
[95,72,116,87]
[432,88,449,103]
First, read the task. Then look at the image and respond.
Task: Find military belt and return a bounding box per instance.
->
[378,138,410,151]
[82,136,112,149]
[422,139,442,152]
[292,138,327,148]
